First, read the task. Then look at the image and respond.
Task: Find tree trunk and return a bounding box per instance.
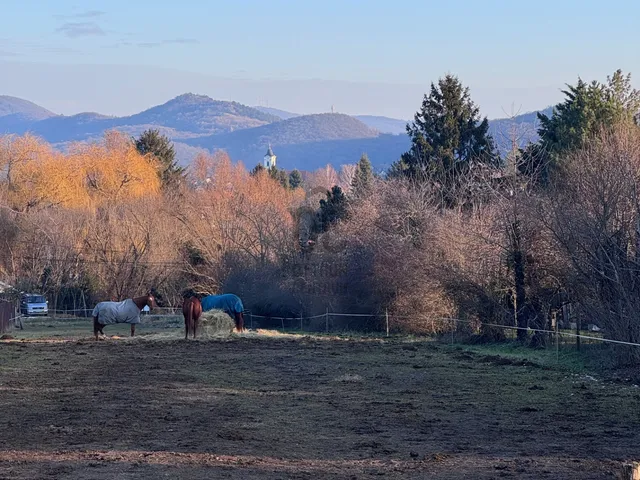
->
[511,221,528,342]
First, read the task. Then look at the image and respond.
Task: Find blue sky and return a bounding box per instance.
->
[1,0,639,118]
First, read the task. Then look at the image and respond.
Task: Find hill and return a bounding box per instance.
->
[0,96,57,134]
[488,106,553,153]
[0,96,56,120]
[273,134,410,172]
[355,115,408,135]
[187,113,382,169]
[253,106,300,120]
[0,94,280,143]
[121,94,281,135]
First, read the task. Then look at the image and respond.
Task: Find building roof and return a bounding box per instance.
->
[265,145,275,157]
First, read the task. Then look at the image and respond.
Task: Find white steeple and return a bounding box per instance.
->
[264,144,276,169]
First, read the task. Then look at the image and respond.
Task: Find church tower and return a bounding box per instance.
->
[264,144,276,169]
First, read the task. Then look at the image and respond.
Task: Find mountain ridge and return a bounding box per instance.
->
[0,93,551,171]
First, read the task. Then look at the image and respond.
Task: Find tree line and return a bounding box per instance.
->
[1,69,640,365]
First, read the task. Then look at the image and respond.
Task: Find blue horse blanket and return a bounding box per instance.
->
[92,299,141,325]
[201,294,244,315]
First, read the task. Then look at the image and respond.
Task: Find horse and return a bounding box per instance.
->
[182,296,203,340]
[182,293,245,338]
[92,293,157,340]
[200,293,245,333]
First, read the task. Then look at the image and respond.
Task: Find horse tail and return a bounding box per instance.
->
[183,297,193,338]
[192,297,202,338]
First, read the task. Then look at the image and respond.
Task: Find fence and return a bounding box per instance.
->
[11,305,640,361]
[246,309,640,363]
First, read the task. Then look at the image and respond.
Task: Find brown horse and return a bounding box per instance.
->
[182,296,203,339]
[92,293,157,340]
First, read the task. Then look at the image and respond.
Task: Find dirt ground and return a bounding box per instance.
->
[0,330,639,479]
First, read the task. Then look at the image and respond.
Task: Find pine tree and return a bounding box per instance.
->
[250,164,266,176]
[521,69,640,182]
[392,74,497,185]
[267,167,289,189]
[134,129,184,188]
[317,186,348,232]
[250,164,289,188]
[351,153,374,198]
[289,169,303,189]
[274,169,289,189]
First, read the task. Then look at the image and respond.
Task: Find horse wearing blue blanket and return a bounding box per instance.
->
[182,293,245,339]
[92,293,157,340]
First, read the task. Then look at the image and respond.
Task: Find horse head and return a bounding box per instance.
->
[146,290,159,309]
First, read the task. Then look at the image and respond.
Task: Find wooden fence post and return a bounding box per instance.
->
[385,309,389,337]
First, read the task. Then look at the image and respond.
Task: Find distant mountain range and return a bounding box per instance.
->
[0,93,551,171]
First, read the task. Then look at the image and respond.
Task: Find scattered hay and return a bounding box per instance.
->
[334,374,363,383]
[198,310,235,339]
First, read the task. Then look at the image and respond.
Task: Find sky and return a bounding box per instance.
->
[1,0,639,119]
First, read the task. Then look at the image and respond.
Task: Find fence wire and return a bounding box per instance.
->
[5,305,640,352]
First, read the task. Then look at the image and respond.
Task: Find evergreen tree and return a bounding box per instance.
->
[317,186,348,232]
[135,129,184,188]
[351,153,374,198]
[289,169,303,189]
[269,167,289,189]
[252,164,289,188]
[250,164,266,176]
[392,74,497,185]
[521,69,640,182]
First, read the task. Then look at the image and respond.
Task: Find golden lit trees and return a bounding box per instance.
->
[70,130,161,206]
[178,152,303,291]
[0,134,86,212]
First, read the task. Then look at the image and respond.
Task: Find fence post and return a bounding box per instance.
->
[451,318,454,345]
[385,309,389,337]
[325,307,329,333]
[576,310,581,352]
[555,316,559,364]
[250,312,253,330]
[300,312,303,332]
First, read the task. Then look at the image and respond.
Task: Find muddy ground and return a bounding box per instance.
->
[0,333,638,479]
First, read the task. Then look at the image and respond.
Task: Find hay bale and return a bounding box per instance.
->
[198,309,235,338]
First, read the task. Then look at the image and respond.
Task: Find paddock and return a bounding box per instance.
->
[0,322,638,479]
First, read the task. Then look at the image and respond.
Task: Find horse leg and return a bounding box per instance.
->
[184,303,191,340]
[93,316,101,340]
[235,312,244,333]
[130,324,136,337]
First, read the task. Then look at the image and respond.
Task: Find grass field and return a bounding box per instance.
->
[0,318,639,479]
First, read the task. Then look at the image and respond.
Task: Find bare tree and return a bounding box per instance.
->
[546,125,640,364]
